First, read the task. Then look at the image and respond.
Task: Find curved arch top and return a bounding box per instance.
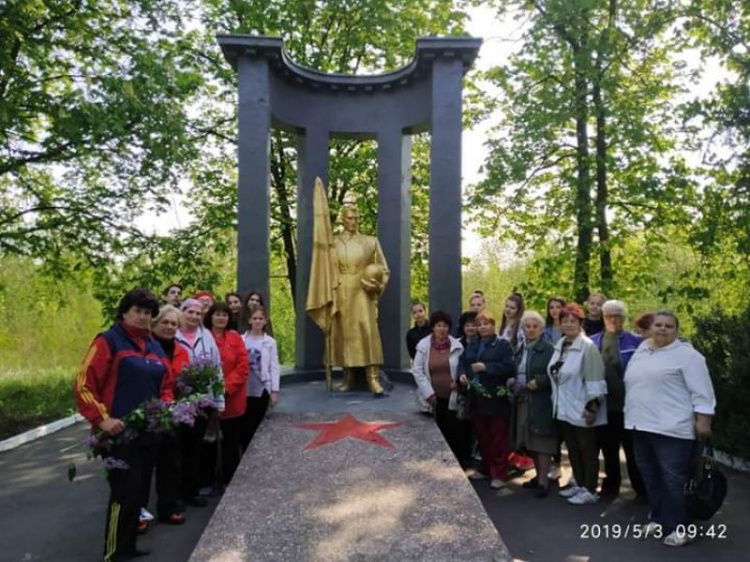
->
[216,35,482,93]
[220,33,480,371]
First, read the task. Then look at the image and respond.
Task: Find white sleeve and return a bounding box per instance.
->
[412,346,435,399]
[270,339,281,392]
[682,351,716,415]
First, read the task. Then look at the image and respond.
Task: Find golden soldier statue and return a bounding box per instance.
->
[306,178,390,395]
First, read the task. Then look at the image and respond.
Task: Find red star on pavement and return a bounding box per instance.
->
[293,414,401,450]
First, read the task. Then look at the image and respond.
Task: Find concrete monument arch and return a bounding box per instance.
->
[217,35,481,373]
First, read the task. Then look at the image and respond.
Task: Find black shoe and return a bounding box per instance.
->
[599,487,619,498]
[185,496,208,507]
[522,477,539,489]
[534,485,549,498]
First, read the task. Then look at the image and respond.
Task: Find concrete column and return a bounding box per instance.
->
[236,57,271,302]
[295,128,329,369]
[377,130,412,370]
[429,57,463,323]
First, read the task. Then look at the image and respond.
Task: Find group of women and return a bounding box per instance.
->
[412,292,716,548]
[75,287,280,562]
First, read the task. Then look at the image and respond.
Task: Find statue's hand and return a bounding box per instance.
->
[360,278,380,295]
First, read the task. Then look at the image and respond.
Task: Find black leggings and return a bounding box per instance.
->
[220,416,245,484]
[240,391,270,452]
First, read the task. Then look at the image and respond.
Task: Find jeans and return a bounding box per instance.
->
[633,430,696,533]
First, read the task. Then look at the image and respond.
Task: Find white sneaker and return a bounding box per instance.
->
[490,479,506,490]
[663,530,692,547]
[547,464,562,480]
[469,471,489,481]
[139,508,154,522]
[567,489,599,505]
[558,485,581,498]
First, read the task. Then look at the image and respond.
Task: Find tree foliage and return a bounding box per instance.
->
[471,0,699,301]
[0,0,203,267]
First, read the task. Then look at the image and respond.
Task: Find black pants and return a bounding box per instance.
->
[562,422,600,493]
[435,397,472,466]
[179,416,208,501]
[103,435,157,561]
[240,392,270,452]
[599,411,646,495]
[220,416,244,485]
[139,433,182,519]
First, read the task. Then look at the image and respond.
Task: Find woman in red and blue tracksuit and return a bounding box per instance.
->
[74,289,173,562]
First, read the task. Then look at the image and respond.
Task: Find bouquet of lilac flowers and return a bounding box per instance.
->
[81,398,200,475]
[125,399,177,434]
[177,355,224,399]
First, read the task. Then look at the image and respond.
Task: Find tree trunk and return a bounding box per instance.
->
[270,135,297,307]
[594,0,617,295]
[573,52,593,303]
[593,80,612,294]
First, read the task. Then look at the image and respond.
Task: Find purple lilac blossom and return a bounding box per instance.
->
[172,401,198,427]
[197,395,218,410]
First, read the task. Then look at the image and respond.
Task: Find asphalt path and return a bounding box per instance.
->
[0,414,745,561]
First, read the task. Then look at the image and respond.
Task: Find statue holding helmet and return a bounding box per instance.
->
[306,179,390,396]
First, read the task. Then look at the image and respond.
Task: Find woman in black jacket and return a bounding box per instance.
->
[459,310,516,490]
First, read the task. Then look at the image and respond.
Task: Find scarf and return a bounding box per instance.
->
[431,335,450,351]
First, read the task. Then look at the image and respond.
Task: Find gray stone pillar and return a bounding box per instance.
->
[429,58,463,323]
[295,128,329,369]
[377,130,412,370]
[236,57,271,301]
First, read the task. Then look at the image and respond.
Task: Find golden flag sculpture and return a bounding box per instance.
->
[305,177,340,390]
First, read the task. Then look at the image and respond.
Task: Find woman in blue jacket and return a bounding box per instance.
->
[459,311,516,490]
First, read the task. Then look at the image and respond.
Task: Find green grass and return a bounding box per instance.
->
[0,369,76,441]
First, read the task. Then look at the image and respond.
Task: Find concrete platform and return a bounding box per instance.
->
[189,382,511,562]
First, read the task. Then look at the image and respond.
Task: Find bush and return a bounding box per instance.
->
[692,308,750,460]
[0,369,76,441]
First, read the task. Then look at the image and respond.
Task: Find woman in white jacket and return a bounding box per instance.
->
[624,311,715,547]
[548,304,607,506]
[412,311,470,466]
[240,305,280,451]
[175,298,226,505]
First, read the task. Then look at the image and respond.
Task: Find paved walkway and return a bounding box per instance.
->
[0,382,745,561]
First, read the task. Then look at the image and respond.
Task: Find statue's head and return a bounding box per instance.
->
[339,205,359,234]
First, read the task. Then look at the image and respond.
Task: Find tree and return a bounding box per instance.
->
[683,0,750,299]
[471,0,699,301]
[0,0,203,268]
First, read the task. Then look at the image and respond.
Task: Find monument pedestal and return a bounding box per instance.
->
[189,382,511,561]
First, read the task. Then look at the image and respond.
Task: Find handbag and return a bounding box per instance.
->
[454,390,470,421]
[202,410,223,444]
[684,442,728,521]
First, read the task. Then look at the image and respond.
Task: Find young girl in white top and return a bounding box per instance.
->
[239,306,280,451]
